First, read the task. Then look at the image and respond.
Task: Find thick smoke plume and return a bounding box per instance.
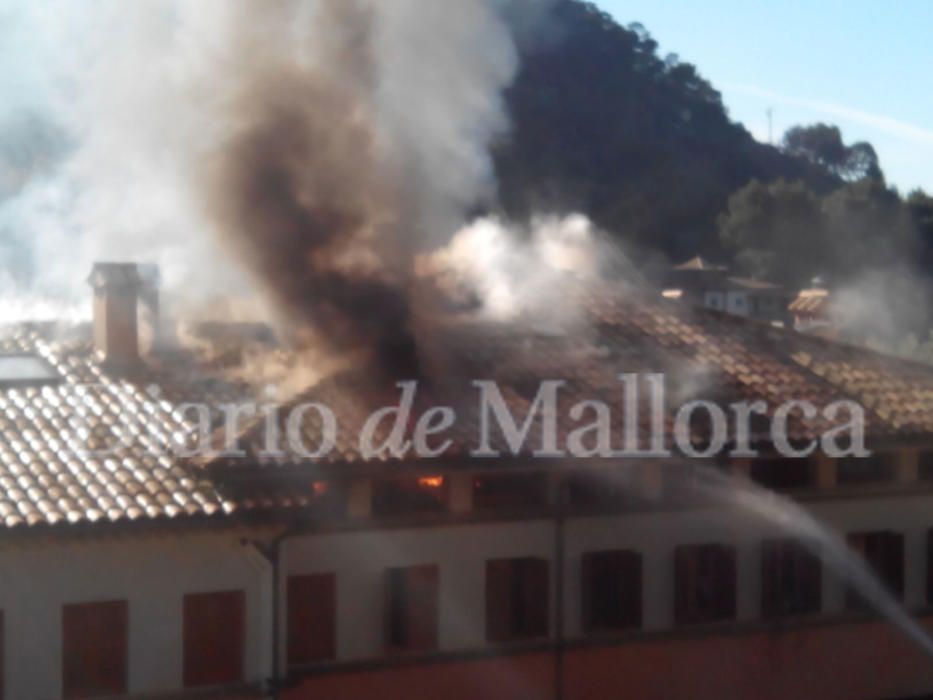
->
[0,0,564,378]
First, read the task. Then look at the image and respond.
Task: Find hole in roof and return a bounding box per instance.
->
[0,354,62,387]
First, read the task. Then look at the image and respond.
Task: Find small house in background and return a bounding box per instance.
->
[790,286,836,336]
[662,256,789,325]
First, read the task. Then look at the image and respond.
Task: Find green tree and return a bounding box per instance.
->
[782,123,882,182]
[717,179,824,286]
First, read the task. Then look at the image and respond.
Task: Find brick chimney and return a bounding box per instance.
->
[88,262,141,367]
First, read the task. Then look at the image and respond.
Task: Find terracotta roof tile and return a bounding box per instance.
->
[4,289,933,529]
[0,324,254,529]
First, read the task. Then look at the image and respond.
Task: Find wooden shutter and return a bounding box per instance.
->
[676,545,735,625]
[846,533,868,609]
[799,544,822,613]
[618,551,642,629]
[848,532,904,608]
[581,552,598,632]
[521,558,549,638]
[582,550,642,632]
[385,565,439,652]
[713,546,737,620]
[287,574,336,666]
[486,559,512,642]
[880,532,905,599]
[406,565,439,650]
[62,601,128,699]
[183,590,245,688]
[761,540,781,619]
[674,546,696,625]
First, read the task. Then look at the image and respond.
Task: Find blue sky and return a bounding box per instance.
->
[596,0,933,194]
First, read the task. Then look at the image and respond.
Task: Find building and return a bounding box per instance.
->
[663,256,790,325]
[790,286,835,336]
[1,264,933,699]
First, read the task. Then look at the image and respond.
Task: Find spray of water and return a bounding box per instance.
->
[600,462,933,657]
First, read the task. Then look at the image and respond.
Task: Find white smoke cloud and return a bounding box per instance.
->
[0,0,556,326]
[420,214,625,322]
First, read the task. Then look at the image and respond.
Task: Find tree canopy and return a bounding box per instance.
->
[497,1,930,290]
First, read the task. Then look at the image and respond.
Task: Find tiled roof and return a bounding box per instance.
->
[675,256,727,272]
[726,277,782,292]
[0,324,253,529]
[3,289,933,530]
[210,293,933,469]
[790,289,831,315]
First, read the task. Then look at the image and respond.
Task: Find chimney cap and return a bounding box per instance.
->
[88,262,141,292]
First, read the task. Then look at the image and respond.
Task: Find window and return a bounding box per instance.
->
[0,353,60,387]
[473,473,547,510]
[385,565,439,652]
[674,544,736,625]
[287,574,336,666]
[565,468,631,510]
[373,477,448,516]
[838,454,895,485]
[62,601,128,699]
[761,540,821,618]
[486,557,549,642]
[307,481,347,517]
[581,550,641,632]
[750,458,812,491]
[183,590,245,688]
[846,532,904,609]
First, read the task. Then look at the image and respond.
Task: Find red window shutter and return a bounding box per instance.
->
[582,550,641,632]
[761,540,780,619]
[846,533,868,609]
[847,532,904,607]
[717,546,737,619]
[385,565,439,652]
[405,565,440,651]
[485,559,513,642]
[674,546,696,625]
[287,574,336,666]
[522,558,549,638]
[618,551,642,629]
[580,552,596,633]
[183,590,245,688]
[62,601,128,699]
[882,532,905,599]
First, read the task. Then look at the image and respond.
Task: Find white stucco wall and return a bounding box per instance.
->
[283,491,933,661]
[0,529,272,700]
[4,489,933,697]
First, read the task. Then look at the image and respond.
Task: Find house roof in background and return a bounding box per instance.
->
[3,289,933,531]
[674,256,727,272]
